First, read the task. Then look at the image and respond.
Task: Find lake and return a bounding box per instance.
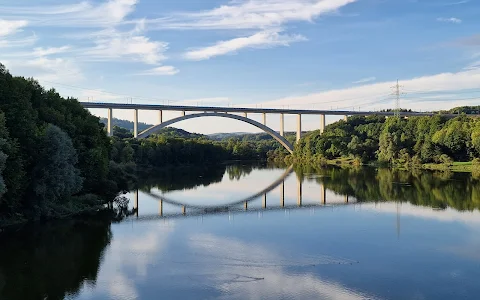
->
[1,163,480,300]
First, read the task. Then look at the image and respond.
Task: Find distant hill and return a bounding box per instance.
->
[209,132,297,141]
[100,118,152,132]
[101,117,205,139]
[154,127,205,139]
[208,132,250,140]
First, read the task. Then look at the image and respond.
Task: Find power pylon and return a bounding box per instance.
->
[391,80,405,119]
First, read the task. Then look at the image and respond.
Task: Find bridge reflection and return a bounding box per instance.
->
[131,166,356,219]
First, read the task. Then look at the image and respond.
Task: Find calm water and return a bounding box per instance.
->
[1,163,480,300]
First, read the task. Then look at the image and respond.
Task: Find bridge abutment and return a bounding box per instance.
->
[133,109,138,138]
[107,108,113,137]
[297,114,302,142]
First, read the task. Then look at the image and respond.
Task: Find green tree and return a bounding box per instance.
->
[32,125,83,213]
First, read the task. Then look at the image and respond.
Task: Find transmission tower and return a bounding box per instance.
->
[391,80,405,119]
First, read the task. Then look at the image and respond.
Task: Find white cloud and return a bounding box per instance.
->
[177,97,230,105]
[437,17,462,23]
[32,46,71,57]
[185,30,306,60]
[136,65,179,76]
[1,0,138,27]
[4,57,83,84]
[78,26,169,65]
[0,34,37,48]
[258,68,480,111]
[0,19,28,37]
[149,0,357,30]
[352,76,376,84]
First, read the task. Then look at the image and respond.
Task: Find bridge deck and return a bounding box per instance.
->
[79,102,466,117]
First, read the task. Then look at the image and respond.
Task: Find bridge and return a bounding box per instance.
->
[130,165,352,218]
[80,102,464,154]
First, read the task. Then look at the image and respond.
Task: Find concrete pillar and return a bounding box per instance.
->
[297,179,302,207]
[244,201,248,210]
[280,181,285,207]
[263,113,267,126]
[182,111,186,117]
[182,205,186,215]
[133,109,138,138]
[320,114,325,134]
[262,194,267,208]
[296,114,302,142]
[134,190,139,217]
[321,185,326,205]
[344,115,348,122]
[345,195,349,203]
[280,113,284,137]
[159,200,163,216]
[244,112,248,118]
[159,110,163,124]
[107,108,113,137]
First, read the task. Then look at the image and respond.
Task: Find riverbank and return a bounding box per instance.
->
[285,155,480,174]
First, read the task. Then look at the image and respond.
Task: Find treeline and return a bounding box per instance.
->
[110,126,289,166]
[294,165,480,211]
[0,64,126,224]
[294,114,480,166]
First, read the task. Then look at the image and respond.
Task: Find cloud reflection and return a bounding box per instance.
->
[188,234,381,300]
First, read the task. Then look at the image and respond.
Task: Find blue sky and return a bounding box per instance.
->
[1,0,480,133]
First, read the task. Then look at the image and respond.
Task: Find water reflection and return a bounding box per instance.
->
[3,164,480,300]
[0,218,111,300]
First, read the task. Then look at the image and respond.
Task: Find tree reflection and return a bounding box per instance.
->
[138,165,226,192]
[295,165,480,211]
[226,164,255,181]
[0,217,111,300]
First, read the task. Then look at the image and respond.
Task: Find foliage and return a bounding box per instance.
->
[0,64,114,222]
[32,125,83,216]
[294,114,480,165]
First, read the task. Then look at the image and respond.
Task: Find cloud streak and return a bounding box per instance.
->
[437,17,462,23]
[136,66,179,76]
[185,30,306,60]
[352,77,376,84]
[148,0,357,30]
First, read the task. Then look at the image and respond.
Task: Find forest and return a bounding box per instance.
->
[0,64,124,224]
[294,114,480,168]
[0,64,289,225]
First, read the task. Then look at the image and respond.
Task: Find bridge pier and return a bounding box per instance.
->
[320,114,325,134]
[244,201,248,210]
[297,114,302,142]
[344,115,348,122]
[280,180,285,207]
[159,200,163,216]
[262,194,267,208]
[133,109,138,138]
[345,195,349,203]
[244,112,247,118]
[134,190,139,217]
[280,113,284,137]
[321,185,326,205]
[107,108,113,137]
[159,110,163,124]
[182,205,186,215]
[297,180,302,207]
[182,111,186,117]
[263,113,267,126]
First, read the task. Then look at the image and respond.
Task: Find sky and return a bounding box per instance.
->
[1,0,480,134]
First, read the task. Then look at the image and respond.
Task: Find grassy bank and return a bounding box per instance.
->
[285,154,480,174]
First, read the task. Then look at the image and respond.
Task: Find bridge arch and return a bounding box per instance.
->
[145,165,294,209]
[138,112,294,154]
